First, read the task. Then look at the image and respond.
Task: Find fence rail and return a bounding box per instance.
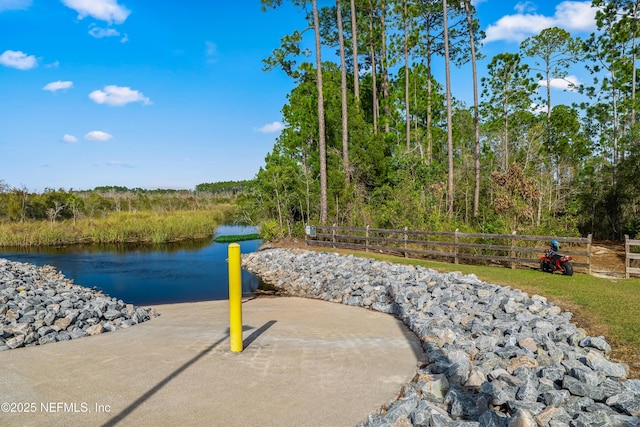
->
[625,235,640,279]
[305,225,592,275]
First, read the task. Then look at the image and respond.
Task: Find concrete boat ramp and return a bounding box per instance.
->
[0,297,421,427]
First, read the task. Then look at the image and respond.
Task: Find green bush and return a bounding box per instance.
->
[290,221,306,238]
[259,219,283,242]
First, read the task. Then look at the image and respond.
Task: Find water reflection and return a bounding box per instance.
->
[0,225,263,306]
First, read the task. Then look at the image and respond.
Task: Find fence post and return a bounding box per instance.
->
[510,231,517,269]
[404,226,408,258]
[454,229,459,265]
[366,225,370,252]
[332,223,336,248]
[626,234,630,279]
[228,243,243,353]
[587,233,592,276]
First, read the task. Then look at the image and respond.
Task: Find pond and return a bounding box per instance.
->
[0,225,263,306]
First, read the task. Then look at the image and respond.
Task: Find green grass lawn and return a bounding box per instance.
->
[309,247,640,378]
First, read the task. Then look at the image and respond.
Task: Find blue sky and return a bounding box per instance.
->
[0,0,598,192]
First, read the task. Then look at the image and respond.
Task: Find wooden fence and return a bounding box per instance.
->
[625,235,640,279]
[305,225,593,275]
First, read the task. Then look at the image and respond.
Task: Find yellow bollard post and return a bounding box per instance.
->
[228,243,243,352]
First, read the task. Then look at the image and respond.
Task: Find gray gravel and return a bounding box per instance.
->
[0,258,158,351]
[243,248,640,427]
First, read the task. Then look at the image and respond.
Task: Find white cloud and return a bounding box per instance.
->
[89,85,152,106]
[538,75,581,91]
[46,60,60,68]
[89,26,120,38]
[0,0,32,12]
[205,41,217,63]
[485,14,554,43]
[85,130,113,141]
[514,1,536,14]
[206,41,217,56]
[61,0,130,24]
[106,161,134,168]
[258,121,285,134]
[120,33,128,43]
[62,134,78,143]
[0,50,37,70]
[530,103,547,115]
[554,1,598,32]
[485,1,597,43]
[43,80,73,92]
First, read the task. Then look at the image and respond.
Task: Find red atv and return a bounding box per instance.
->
[540,250,574,276]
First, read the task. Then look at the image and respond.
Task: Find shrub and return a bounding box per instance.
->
[259,219,283,242]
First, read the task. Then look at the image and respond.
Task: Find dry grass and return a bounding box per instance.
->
[0,206,234,247]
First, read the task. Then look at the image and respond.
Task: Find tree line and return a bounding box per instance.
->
[240,0,640,240]
[0,181,249,225]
